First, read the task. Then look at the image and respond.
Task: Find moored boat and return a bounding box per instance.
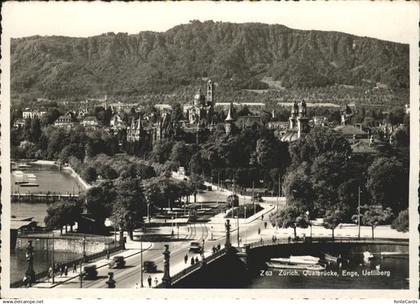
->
[305,264,326,271]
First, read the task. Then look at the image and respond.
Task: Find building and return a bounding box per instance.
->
[280,101,310,142]
[127,116,144,142]
[225,103,235,136]
[110,113,126,131]
[183,79,214,127]
[80,116,99,129]
[22,108,46,119]
[54,114,76,129]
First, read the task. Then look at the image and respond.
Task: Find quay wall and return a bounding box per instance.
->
[15,235,114,254]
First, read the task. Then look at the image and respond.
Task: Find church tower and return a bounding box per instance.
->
[225,103,235,136]
[289,101,299,129]
[297,100,309,138]
[206,79,214,106]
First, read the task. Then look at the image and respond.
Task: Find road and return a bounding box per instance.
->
[56,223,213,288]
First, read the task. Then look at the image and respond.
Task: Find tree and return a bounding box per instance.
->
[85,182,116,230]
[322,207,345,241]
[269,205,309,239]
[358,205,393,239]
[44,200,83,234]
[366,157,408,213]
[283,166,314,211]
[289,127,351,169]
[30,117,42,143]
[112,178,146,240]
[391,209,409,232]
[226,194,239,208]
[82,166,97,183]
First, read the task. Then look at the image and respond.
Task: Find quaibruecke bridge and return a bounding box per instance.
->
[156,219,408,288]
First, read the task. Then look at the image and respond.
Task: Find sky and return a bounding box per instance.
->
[2,1,418,44]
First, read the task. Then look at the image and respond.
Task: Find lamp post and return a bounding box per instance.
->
[162,244,171,288]
[140,233,144,288]
[306,211,312,238]
[25,240,35,287]
[357,186,361,240]
[82,235,86,262]
[51,232,55,284]
[79,261,83,288]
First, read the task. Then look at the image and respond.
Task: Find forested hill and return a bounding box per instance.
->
[11,20,409,99]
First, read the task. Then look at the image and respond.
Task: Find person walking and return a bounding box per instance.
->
[184,254,188,264]
[64,265,68,276]
[191,257,195,265]
[195,257,199,264]
[72,262,77,273]
[154,277,158,286]
[264,222,267,229]
[148,275,152,288]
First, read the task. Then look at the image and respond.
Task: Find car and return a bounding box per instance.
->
[109,256,126,269]
[189,241,202,253]
[83,265,98,280]
[143,261,157,273]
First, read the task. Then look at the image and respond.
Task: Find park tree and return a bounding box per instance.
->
[30,117,42,143]
[322,206,346,241]
[85,182,116,230]
[357,205,393,239]
[391,209,409,233]
[112,178,146,240]
[283,165,314,212]
[366,157,408,213]
[44,200,83,234]
[269,205,309,239]
[288,127,351,169]
[82,166,97,183]
[149,138,174,164]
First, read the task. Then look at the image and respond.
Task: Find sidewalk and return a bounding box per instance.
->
[33,241,152,288]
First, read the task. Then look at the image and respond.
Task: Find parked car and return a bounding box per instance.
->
[109,256,126,269]
[143,261,157,273]
[189,241,202,253]
[83,265,98,280]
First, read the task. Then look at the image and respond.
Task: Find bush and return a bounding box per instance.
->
[391,209,409,232]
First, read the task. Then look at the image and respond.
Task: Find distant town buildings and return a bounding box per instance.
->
[22,108,46,119]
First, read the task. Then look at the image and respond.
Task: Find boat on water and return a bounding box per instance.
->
[323,253,339,263]
[13,171,38,186]
[266,255,323,270]
[266,261,308,270]
[305,264,326,271]
[17,163,32,169]
[289,255,320,265]
[380,252,408,258]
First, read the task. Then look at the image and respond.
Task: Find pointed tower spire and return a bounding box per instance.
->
[225,103,234,122]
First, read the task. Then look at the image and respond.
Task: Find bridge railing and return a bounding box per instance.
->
[246,236,408,249]
[159,247,227,287]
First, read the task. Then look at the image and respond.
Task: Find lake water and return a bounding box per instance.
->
[248,253,409,289]
[11,163,84,195]
[11,163,86,225]
[10,163,88,283]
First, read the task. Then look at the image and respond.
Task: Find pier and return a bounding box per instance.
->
[11,193,80,202]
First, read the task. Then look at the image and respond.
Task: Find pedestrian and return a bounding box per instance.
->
[148,275,152,288]
[184,254,188,264]
[261,215,264,221]
[191,257,195,265]
[154,277,158,286]
[258,228,261,235]
[217,244,221,251]
[72,262,77,273]
[59,265,63,277]
[264,222,267,229]
[64,265,68,276]
[195,256,199,264]
[288,236,291,243]
[260,237,263,245]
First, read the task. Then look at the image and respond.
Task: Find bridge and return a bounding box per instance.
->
[158,236,408,288]
[11,192,80,202]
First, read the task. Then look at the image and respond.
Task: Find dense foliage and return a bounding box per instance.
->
[12,21,408,101]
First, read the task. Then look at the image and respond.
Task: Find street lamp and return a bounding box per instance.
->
[51,232,55,284]
[140,232,144,288]
[306,211,312,238]
[25,240,35,287]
